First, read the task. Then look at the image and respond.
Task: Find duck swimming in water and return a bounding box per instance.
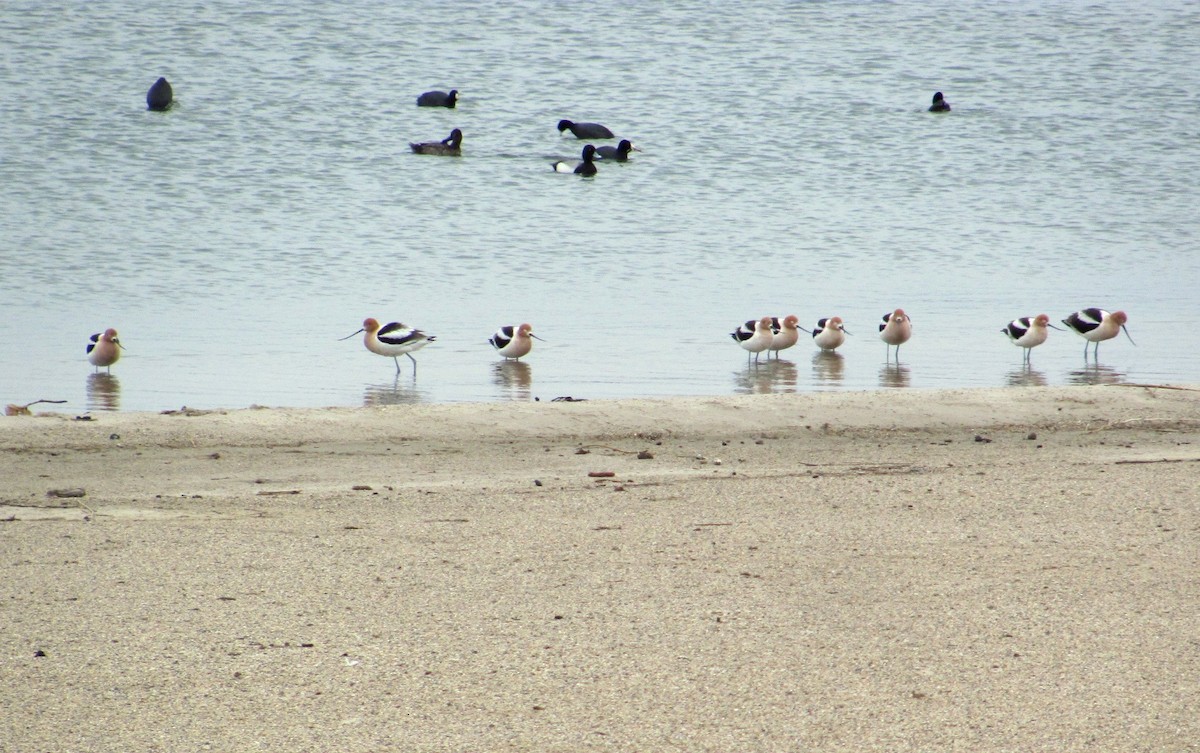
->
[552,144,598,176]
[594,139,639,161]
[417,89,458,108]
[557,119,614,139]
[146,77,173,111]
[410,128,463,156]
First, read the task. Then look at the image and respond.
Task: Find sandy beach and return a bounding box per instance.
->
[2,385,1198,752]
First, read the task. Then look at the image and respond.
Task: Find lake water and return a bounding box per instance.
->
[2,0,1198,412]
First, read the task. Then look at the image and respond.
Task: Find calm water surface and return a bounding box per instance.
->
[2,1,1198,412]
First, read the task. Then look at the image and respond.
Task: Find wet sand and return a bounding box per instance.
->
[2,385,1199,752]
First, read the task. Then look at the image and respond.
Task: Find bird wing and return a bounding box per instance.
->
[1065,308,1105,333]
[730,321,755,343]
[490,326,515,349]
[1004,318,1031,339]
[377,322,426,346]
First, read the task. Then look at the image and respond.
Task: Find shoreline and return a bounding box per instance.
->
[3,385,1199,751]
[5,383,1198,448]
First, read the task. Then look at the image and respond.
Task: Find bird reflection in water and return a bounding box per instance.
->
[362,379,425,406]
[1006,365,1048,387]
[811,351,845,386]
[493,360,533,400]
[1067,363,1126,386]
[879,363,911,389]
[86,373,121,411]
[733,359,798,395]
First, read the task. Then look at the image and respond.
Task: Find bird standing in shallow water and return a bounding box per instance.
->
[87,328,123,372]
[768,315,801,358]
[490,323,542,360]
[1002,314,1062,364]
[341,318,436,374]
[879,309,912,361]
[410,128,463,156]
[731,317,775,363]
[808,316,849,351]
[1061,308,1134,359]
[552,144,598,176]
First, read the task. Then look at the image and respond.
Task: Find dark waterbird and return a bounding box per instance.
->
[552,144,598,176]
[594,139,640,161]
[928,91,951,112]
[410,128,463,156]
[146,77,173,111]
[417,89,458,108]
[557,119,614,139]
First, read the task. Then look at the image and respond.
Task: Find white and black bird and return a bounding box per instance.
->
[879,309,912,361]
[1002,313,1062,363]
[489,323,543,360]
[87,328,124,372]
[731,316,775,363]
[552,144,598,176]
[1061,308,1134,359]
[341,318,436,373]
[809,316,849,351]
[768,315,802,358]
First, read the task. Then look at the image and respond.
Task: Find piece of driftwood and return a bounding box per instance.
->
[5,399,68,416]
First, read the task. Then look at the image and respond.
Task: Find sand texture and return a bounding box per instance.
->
[2,385,1199,752]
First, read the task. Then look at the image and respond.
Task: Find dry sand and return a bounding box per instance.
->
[2,385,1199,752]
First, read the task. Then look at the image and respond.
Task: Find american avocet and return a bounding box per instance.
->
[594,140,640,161]
[341,318,436,373]
[1002,314,1063,364]
[552,144,598,176]
[769,315,801,358]
[410,128,463,156]
[557,120,614,139]
[731,316,775,363]
[928,91,950,112]
[416,89,458,108]
[490,323,543,360]
[879,309,912,361]
[809,316,849,351]
[146,77,173,111]
[86,328,123,372]
[1062,308,1134,359]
